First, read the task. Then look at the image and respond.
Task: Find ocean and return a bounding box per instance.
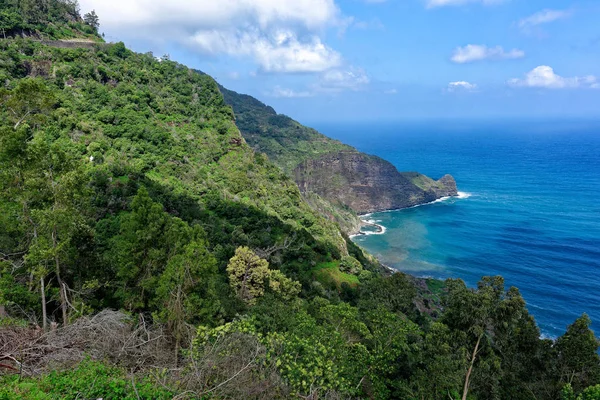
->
[315,120,600,339]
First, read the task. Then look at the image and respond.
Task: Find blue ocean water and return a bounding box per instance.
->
[315,120,600,339]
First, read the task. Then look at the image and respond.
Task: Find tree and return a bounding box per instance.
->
[0,78,55,130]
[267,269,301,301]
[358,273,417,317]
[154,236,220,363]
[226,247,270,305]
[111,187,170,310]
[83,10,99,31]
[443,276,531,400]
[556,314,600,393]
[411,322,467,399]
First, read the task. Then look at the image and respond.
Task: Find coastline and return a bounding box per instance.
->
[350,191,473,285]
[350,192,471,237]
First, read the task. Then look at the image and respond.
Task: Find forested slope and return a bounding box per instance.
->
[0,2,598,400]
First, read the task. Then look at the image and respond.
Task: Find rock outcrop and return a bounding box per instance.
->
[294,152,457,214]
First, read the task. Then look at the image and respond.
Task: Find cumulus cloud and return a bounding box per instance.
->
[426,0,505,8]
[189,29,341,73]
[518,9,570,30]
[451,45,525,63]
[447,81,478,92]
[508,66,597,89]
[79,0,343,73]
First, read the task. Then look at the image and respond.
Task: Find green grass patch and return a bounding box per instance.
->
[313,261,360,289]
[425,278,446,296]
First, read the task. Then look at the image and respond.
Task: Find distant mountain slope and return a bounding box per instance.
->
[219,85,351,175]
[220,86,457,222]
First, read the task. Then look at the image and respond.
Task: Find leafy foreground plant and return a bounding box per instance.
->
[0,359,173,400]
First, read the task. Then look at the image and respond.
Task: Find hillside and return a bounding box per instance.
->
[0,32,377,325]
[220,85,457,224]
[0,0,102,41]
[0,4,599,400]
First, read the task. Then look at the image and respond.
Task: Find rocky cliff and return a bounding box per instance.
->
[294,152,457,214]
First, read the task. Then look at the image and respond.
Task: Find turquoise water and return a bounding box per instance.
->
[316,120,600,339]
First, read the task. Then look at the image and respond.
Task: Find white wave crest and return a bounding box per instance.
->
[361,224,387,236]
[457,192,472,199]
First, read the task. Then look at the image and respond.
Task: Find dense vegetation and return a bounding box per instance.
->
[219,85,352,177]
[0,3,599,399]
[0,0,101,40]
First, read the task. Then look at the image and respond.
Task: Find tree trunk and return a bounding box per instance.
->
[40,276,47,331]
[52,228,68,325]
[462,334,482,400]
[174,285,182,367]
[0,305,7,318]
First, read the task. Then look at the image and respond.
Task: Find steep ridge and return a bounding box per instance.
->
[219,86,458,221]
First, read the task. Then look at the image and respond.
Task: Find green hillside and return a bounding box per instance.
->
[219,85,351,176]
[0,37,370,320]
[0,0,102,40]
[0,4,599,400]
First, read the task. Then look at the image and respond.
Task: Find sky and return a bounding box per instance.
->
[79,0,600,123]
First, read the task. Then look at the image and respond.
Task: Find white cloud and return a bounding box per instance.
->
[384,89,398,94]
[80,0,339,31]
[508,66,598,89]
[189,29,341,73]
[518,9,570,30]
[79,0,343,73]
[267,67,370,97]
[426,0,505,8]
[447,81,478,92]
[451,45,525,63]
[268,86,314,98]
[315,67,370,92]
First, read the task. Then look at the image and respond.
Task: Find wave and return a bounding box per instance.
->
[350,218,388,238]
[361,221,387,236]
[360,226,387,236]
[358,192,473,218]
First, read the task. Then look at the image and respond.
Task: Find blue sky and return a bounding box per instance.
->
[80,0,600,122]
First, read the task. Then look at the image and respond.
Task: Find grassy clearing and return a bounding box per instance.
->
[313,261,360,289]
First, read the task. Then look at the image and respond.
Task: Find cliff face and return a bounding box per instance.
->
[294,152,458,214]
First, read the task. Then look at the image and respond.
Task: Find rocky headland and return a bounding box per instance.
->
[294,151,458,215]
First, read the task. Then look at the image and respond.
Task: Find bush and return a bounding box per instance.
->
[339,256,362,275]
[0,359,173,400]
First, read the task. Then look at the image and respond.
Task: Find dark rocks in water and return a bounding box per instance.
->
[294,152,458,214]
